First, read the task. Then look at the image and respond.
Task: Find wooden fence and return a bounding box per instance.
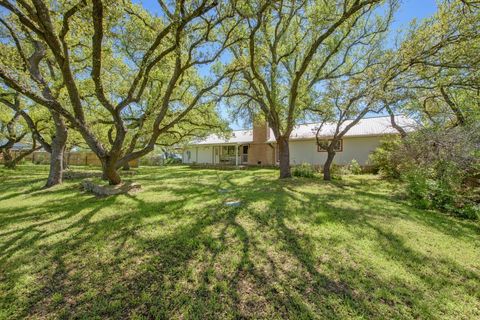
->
[1,151,139,167]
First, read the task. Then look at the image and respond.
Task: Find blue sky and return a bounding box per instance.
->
[391,0,437,34]
[136,0,438,130]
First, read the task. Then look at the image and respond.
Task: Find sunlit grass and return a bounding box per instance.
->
[0,165,479,319]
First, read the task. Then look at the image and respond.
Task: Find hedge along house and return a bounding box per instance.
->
[182,116,415,167]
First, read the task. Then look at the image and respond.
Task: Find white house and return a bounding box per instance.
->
[182,116,415,167]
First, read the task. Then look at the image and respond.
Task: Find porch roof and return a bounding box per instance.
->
[189,129,253,145]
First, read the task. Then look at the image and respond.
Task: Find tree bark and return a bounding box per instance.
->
[386,106,407,138]
[278,137,291,179]
[2,149,15,169]
[63,152,69,170]
[440,86,466,126]
[45,113,68,188]
[101,158,122,185]
[323,150,336,181]
[3,145,40,169]
[45,152,63,186]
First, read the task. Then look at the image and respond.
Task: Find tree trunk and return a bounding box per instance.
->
[440,86,466,126]
[122,162,130,171]
[3,150,16,169]
[63,152,69,170]
[323,150,336,181]
[45,113,68,188]
[4,162,16,169]
[278,137,291,179]
[102,158,122,185]
[3,147,39,169]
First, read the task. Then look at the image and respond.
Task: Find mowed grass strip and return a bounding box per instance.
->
[0,165,479,319]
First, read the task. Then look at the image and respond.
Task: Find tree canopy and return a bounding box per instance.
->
[0,0,239,184]
[226,0,396,178]
[0,0,478,186]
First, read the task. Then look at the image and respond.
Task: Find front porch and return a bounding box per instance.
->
[183,142,278,166]
[214,144,249,166]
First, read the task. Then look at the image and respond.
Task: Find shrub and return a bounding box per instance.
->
[165,157,182,165]
[332,160,361,177]
[403,168,433,209]
[369,122,480,220]
[403,165,479,220]
[369,136,402,178]
[330,163,343,180]
[292,163,316,178]
[347,159,362,175]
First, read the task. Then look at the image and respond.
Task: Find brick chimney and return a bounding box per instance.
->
[252,119,269,143]
[248,118,275,165]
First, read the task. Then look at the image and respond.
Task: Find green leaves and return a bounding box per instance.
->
[386,0,480,126]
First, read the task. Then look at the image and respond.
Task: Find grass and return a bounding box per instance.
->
[0,165,479,319]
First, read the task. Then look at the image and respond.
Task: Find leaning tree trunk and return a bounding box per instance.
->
[2,149,15,169]
[45,113,68,188]
[3,145,39,169]
[386,106,407,138]
[323,150,336,181]
[101,157,122,185]
[278,137,291,179]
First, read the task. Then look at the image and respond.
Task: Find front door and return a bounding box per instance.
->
[214,146,220,164]
[241,145,249,164]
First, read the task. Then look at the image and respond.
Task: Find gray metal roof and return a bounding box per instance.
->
[190,129,253,145]
[188,115,416,145]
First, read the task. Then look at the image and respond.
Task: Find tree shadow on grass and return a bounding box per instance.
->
[263,183,480,318]
[331,184,480,242]
[1,168,479,319]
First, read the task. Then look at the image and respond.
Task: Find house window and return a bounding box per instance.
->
[242,145,248,154]
[317,139,343,152]
[186,150,191,160]
[222,146,235,156]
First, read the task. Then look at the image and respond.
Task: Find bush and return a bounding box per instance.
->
[139,155,164,166]
[292,163,316,178]
[403,168,433,209]
[165,157,182,165]
[404,165,479,220]
[374,123,480,220]
[329,160,362,178]
[369,136,402,178]
[330,163,343,180]
[346,159,362,175]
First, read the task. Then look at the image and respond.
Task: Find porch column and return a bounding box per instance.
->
[235,144,239,166]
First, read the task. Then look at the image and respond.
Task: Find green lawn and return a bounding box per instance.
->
[0,165,479,319]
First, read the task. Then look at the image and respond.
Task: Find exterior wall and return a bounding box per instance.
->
[183,136,383,166]
[183,146,213,164]
[182,145,245,164]
[289,136,382,165]
[197,146,213,164]
[247,143,275,165]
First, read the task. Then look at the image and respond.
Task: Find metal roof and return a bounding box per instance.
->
[190,129,253,145]
[188,115,416,145]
